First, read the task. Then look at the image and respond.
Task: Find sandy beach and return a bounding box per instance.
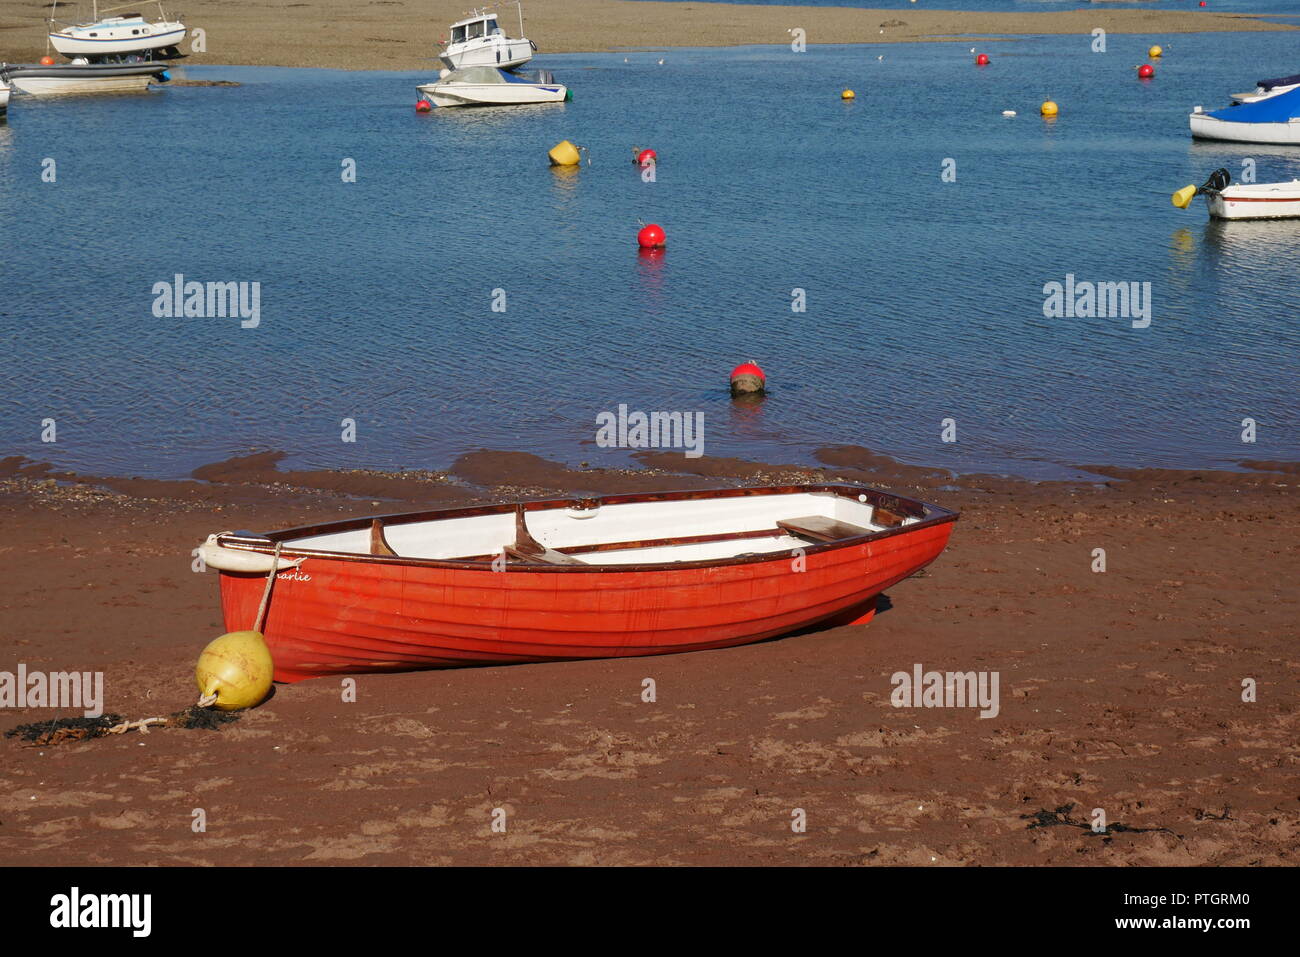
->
[0,450,1294,865]
[1,1,1295,70]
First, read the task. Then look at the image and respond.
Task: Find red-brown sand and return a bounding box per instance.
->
[0,450,1295,865]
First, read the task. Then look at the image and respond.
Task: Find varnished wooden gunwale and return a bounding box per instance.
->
[215,483,958,574]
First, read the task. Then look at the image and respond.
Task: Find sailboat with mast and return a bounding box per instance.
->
[47,0,187,60]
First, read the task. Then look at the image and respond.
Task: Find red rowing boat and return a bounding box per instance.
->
[202,484,958,683]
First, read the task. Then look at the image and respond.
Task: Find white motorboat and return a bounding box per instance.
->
[1206,180,1300,220]
[439,3,535,71]
[1232,73,1300,105]
[0,79,9,116]
[1,60,169,96]
[1189,86,1300,145]
[1173,167,1300,220]
[417,66,566,108]
[48,1,186,59]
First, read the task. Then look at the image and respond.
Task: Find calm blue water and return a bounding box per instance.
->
[0,32,1297,481]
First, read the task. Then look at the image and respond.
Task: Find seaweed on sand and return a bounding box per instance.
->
[5,706,242,746]
[1021,802,1176,837]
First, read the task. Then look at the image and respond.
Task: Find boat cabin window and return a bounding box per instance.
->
[486,17,501,35]
[451,25,466,43]
[466,19,486,40]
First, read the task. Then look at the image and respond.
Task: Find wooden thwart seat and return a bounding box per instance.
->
[777,515,874,543]
[507,505,585,565]
[370,519,397,556]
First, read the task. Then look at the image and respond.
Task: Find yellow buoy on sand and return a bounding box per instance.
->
[1040,100,1059,117]
[841,89,855,100]
[1171,184,1197,209]
[194,541,282,711]
[1149,45,1163,59]
[548,140,582,166]
[195,630,274,711]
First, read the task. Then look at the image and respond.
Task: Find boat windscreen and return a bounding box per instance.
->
[1259,72,1300,90]
[444,66,508,84]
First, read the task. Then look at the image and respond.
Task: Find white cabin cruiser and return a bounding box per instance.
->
[417,65,566,108]
[439,3,535,71]
[48,1,186,59]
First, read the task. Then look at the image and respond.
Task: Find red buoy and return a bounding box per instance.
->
[975,54,989,66]
[1138,64,1154,79]
[415,99,432,113]
[635,148,657,167]
[729,361,766,395]
[40,55,56,66]
[637,223,666,248]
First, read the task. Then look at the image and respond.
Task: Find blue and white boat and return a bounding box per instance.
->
[416,66,566,108]
[48,1,186,60]
[1190,85,1300,145]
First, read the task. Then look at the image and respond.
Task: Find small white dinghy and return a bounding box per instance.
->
[417,65,566,108]
[1172,167,1300,221]
[47,1,186,59]
[439,3,535,71]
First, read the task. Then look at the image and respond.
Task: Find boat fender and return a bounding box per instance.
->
[200,533,304,574]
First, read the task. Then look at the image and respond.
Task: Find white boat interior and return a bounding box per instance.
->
[279,491,920,566]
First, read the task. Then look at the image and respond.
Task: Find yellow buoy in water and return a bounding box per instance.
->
[1149,45,1163,59]
[548,140,581,166]
[1172,185,1197,209]
[841,89,855,100]
[1040,100,1059,117]
[195,630,274,711]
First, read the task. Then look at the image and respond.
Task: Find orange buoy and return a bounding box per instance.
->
[415,99,432,113]
[976,54,989,66]
[637,223,666,248]
[40,55,56,66]
[729,361,766,395]
[1138,64,1154,79]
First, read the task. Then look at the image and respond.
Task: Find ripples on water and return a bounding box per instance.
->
[0,34,1296,480]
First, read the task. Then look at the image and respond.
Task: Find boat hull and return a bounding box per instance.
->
[0,85,8,114]
[416,81,564,107]
[8,75,156,95]
[216,490,956,683]
[49,24,186,57]
[1206,182,1300,220]
[439,37,533,71]
[1190,111,1300,145]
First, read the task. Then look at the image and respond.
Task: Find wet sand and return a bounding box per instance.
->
[0,1,1294,70]
[0,450,1295,865]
